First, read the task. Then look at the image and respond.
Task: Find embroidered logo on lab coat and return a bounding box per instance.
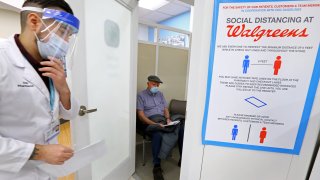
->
[17,81,34,88]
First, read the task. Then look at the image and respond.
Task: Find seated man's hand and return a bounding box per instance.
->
[157,123,165,128]
[166,118,172,124]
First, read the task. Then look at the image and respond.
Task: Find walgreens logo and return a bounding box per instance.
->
[226,24,308,42]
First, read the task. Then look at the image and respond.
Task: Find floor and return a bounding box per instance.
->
[135,133,181,180]
[58,124,180,180]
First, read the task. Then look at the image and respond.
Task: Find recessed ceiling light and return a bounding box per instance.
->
[139,0,169,10]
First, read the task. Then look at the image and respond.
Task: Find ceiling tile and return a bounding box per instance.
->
[172,0,192,7]
[138,7,152,17]
[157,2,189,16]
[138,0,191,23]
[140,11,172,23]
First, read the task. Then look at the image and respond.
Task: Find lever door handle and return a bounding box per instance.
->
[79,105,97,116]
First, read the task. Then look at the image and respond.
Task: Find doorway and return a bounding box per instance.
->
[135,19,191,179]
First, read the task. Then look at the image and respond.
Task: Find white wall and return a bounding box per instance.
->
[179,0,213,179]
[0,9,20,38]
[138,24,149,41]
[180,0,320,180]
[189,6,194,32]
[310,146,320,179]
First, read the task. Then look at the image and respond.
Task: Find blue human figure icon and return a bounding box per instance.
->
[243,55,250,74]
[232,125,238,140]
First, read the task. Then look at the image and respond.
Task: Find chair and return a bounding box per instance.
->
[169,99,187,116]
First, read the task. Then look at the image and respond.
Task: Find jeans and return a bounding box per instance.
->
[146,115,185,166]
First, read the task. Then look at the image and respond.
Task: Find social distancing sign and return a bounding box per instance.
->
[202,0,320,154]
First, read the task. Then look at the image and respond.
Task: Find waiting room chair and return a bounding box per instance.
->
[169,99,187,117]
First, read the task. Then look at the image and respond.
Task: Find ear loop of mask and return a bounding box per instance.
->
[35,15,62,42]
[40,21,62,41]
[33,16,51,42]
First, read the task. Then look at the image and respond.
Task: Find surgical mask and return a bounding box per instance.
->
[35,32,69,59]
[150,87,159,94]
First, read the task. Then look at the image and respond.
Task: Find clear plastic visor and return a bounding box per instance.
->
[22,7,79,59]
[38,19,78,57]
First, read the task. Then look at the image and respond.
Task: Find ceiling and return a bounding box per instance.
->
[0,1,21,12]
[0,0,193,23]
[139,0,192,23]
[0,0,24,12]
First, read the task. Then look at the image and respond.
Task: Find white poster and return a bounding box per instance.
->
[202,0,320,154]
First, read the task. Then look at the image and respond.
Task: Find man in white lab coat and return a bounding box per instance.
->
[0,0,80,179]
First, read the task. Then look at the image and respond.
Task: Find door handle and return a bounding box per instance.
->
[79,105,97,116]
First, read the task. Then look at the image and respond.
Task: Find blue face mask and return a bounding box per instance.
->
[36,32,69,59]
[150,87,159,94]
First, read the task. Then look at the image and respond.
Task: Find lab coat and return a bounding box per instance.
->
[0,37,79,179]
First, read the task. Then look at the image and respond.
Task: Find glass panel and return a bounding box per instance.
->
[158,29,190,48]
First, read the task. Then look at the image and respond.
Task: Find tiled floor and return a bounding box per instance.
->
[135,134,181,180]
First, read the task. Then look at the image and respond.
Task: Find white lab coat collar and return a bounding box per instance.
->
[5,37,25,68]
[8,36,51,102]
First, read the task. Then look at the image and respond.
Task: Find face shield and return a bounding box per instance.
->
[21,7,80,60]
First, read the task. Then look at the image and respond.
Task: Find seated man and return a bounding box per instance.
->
[137,75,184,180]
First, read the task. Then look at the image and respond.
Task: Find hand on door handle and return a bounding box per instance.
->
[79,105,97,116]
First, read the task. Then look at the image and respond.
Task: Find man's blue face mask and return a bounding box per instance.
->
[150,87,159,94]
